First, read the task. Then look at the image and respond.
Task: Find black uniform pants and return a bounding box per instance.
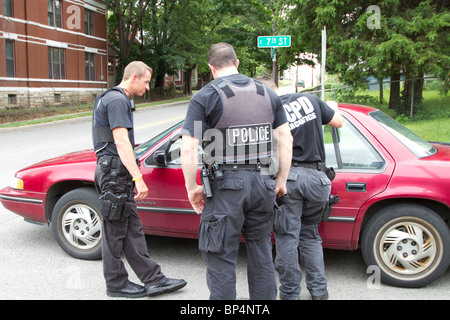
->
[199,170,277,300]
[94,160,165,292]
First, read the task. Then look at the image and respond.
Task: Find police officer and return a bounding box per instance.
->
[93,61,186,298]
[257,75,344,300]
[181,43,292,300]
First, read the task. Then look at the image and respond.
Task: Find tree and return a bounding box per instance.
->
[108,0,299,95]
[107,0,151,74]
[277,0,449,114]
[211,0,275,76]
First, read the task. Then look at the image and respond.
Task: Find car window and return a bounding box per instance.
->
[370,110,437,158]
[324,119,385,171]
[166,137,203,165]
[135,121,183,158]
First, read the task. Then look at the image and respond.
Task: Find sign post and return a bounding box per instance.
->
[258,35,291,84]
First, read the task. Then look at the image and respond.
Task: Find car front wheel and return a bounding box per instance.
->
[51,187,102,260]
[361,203,450,288]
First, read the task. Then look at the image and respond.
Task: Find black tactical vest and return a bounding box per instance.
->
[92,87,133,155]
[203,78,274,164]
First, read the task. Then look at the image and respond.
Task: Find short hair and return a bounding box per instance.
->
[122,61,153,81]
[256,75,278,91]
[208,43,238,69]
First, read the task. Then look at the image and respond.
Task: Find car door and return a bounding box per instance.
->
[320,116,394,249]
[137,133,201,238]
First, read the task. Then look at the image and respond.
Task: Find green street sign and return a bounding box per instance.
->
[258,35,291,48]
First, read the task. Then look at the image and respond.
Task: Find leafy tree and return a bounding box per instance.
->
[210,0,275,77]
[107,0,151,74]
[108,0,336,95]
[277,0,449,114]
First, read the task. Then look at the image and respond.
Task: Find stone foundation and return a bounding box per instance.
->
[0,88,105,109]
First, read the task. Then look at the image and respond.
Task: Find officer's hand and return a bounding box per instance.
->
[187,185,205,215]
[134,179,148,200]
[275,184,287,199]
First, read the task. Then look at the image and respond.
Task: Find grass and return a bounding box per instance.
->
[403,118,450,143]
[1,85,449,143]
[326,87,450,143]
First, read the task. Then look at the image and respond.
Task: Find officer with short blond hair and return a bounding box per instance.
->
[93,61,186,298]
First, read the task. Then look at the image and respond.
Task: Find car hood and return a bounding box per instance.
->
[21,149,97,171]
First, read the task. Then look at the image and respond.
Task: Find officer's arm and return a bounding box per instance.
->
[273,123,293,197]
[326,101,344,128]
[112,127,148,200]
[181,134,205,214]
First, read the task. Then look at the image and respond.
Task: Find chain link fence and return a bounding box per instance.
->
[305,77,449,142]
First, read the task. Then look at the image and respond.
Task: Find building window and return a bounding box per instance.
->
[48,0,62,28]
[8,94,17,105]
[5,40,15,77]
[48,47,66,79]
[4,0,13,17]
[54,93,61,103]
[85,52,95,81]
[84,9,94,36]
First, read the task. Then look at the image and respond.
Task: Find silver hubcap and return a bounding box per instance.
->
[376,218,442,279]
[62,204,102,250]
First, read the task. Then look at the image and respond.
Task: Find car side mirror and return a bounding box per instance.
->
[153,151,167,167]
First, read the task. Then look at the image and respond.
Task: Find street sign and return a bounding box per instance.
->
[257,35,291,48]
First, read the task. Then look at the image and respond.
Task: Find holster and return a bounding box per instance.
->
[326,167,336,181]
[322,194,339,222]
[302,194,340,225]
[104,191,128,221]
[98,155,133,221]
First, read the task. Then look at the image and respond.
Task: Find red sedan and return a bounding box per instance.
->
[1,104,449,288]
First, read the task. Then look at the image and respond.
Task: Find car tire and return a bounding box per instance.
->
[361,203,450,288]
[51,187,102,260]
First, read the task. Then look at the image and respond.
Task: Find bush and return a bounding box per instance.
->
[330,84,380,107]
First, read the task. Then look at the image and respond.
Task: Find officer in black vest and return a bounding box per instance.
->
[181,43,293,300]
[93,61,186,298]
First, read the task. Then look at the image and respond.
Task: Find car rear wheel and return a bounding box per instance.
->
[51,187,102,260]
[361,203,450,288]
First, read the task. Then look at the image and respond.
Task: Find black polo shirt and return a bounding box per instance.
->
[280,93,335,163]
[94,87,135,157]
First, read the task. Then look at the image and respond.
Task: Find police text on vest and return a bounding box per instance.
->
[228,123,272,146]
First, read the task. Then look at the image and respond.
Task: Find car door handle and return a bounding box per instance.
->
[346,182,366,192]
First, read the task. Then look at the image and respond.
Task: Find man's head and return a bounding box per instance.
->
[121,61,153,97]
[256,75,279,93]
[208,43,239,78]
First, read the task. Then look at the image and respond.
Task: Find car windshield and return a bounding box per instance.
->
[370,111,436,158]
[134,121,183,158]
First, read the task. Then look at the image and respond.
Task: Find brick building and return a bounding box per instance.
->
[0,0,108,109]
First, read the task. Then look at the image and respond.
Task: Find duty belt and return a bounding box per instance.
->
[292,161,327,173]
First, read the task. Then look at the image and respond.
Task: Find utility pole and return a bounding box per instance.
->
[272,7,278,87]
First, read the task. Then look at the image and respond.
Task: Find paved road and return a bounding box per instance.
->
[0,101,449,301]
